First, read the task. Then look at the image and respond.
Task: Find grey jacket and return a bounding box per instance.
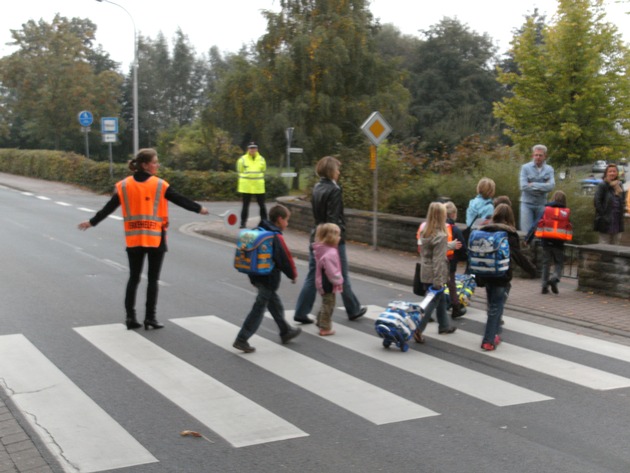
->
[420,231,450,288]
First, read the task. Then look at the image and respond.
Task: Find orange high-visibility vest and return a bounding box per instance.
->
[416,222,454,258]
[116,176,169,248]
[534,206,573,241]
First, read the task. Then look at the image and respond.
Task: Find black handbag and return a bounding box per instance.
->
[413,262,426,296]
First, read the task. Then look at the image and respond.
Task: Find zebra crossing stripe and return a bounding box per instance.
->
[172,316,438,424]
[286,310,552,407]
[0,334,157,472]
[464,307,630,363]
[364,306,630,391]
[74,324,307,448]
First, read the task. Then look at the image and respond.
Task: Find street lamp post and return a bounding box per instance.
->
[96,0,139,156]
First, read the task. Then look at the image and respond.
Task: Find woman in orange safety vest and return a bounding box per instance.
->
[78,148,209,330]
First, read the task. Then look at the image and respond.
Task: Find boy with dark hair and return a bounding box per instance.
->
[233,204,301,353]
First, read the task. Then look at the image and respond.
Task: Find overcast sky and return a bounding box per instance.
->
[1,0,629,70]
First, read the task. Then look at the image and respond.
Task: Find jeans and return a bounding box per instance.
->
[417,291,450,333]
[294,241,361,319]
[240,193,267,227]
[237,283,290,342]
[519,201,544,233]
[541,246,564,287]
[126,248,165,321]
[483,285,507,345]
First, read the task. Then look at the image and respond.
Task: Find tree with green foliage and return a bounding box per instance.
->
[494,0,630,164]
[208,0,412,164]
[407,17,504,152]
[0,15,122,152]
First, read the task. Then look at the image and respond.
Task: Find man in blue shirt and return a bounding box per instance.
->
[519,144,555,232]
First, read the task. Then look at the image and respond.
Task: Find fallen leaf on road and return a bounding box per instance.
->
[180,430,214,443]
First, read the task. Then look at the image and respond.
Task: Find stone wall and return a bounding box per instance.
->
[578,244,630,297]
[278,196,422,253]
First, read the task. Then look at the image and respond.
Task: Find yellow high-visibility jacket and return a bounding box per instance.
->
[237,152,266,194]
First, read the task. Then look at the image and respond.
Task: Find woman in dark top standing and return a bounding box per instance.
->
[293,156,366,324]
[594,163,626,245]
[78,148,209,330]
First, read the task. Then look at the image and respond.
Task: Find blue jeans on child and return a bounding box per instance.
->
[483,285,507,345]
[294,241,361,320]
[416,291,449,333]
[237,283,290,342]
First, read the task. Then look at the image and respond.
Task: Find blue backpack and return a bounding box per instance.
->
[467,230,510,277]
[234,228,276,275]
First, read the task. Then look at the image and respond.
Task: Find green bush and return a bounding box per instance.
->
[0,149,288,201]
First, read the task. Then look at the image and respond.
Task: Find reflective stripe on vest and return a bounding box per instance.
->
[534,207,573,241]
[416,222,454,258]
[116,176,169,248]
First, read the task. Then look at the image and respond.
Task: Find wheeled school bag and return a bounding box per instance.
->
[445,274,477,308]
[468,229,510,277]
[374,301,423,352]
[234,228,276,275]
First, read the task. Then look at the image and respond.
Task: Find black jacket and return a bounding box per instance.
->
[447,217,467,272]
[249,219,298,291]
[594,181,626,233]
[311,177,346,242]
[476,223,536,287]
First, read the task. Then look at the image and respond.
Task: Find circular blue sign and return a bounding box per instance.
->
[78,110,93,127]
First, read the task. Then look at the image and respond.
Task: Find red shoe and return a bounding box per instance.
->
[481,342,496,351]
[494,335,502,346]
[319,329,336,336]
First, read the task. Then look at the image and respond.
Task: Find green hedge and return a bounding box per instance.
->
[0,149,288,201]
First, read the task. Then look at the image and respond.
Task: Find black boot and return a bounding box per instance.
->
[144,319,164,330]
[125,318,142,330]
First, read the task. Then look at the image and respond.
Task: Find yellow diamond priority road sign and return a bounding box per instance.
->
[361,111,392,146]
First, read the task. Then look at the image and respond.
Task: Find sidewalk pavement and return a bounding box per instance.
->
[1,172,629,472]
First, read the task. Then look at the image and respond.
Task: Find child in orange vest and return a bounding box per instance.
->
[536,191,571,295]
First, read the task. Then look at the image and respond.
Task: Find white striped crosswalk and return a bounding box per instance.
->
[74,324,308,448]
[0,334,157,473]
[2,306,630,471]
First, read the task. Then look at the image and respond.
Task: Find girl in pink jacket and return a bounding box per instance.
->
[313,223,344,336]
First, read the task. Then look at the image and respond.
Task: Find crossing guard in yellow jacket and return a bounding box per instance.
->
[237,142,267,228]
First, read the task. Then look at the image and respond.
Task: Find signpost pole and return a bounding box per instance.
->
[360,112,392,251]
[84,128,90,159]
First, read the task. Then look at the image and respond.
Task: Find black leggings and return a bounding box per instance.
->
[125,248,165,320]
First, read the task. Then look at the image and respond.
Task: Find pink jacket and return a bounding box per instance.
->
[313,242,344,295]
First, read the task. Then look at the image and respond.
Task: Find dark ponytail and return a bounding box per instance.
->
[129,148,157,172]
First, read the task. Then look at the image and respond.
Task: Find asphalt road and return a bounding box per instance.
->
[2,183,630,473]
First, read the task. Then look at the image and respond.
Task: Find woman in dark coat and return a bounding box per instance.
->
[594,164,626,245]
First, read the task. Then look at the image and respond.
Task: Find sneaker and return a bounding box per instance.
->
[280,327,302,344]
[549,278,559,294]
[413,330,425,344]
[349,306,367,321]
[438,326,457,334]
[494,335,502,346]
[294,316,314,325]
[481,342,496,351]
[451,305,467,318]
[233,339,255,353]
[541,286,549,295]
[319,329,336,336]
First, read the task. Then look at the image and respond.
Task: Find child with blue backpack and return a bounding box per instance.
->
[473,204,536,351]
[233,204,302,353]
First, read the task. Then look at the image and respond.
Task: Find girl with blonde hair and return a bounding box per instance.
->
[414,202,458,343]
